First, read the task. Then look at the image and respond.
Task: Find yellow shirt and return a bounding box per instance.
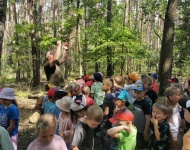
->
[183,130,190,150]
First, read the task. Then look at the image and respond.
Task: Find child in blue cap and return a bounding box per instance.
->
[133,80,151,149]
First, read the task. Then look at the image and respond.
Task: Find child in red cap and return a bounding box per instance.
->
[107,109,137,150]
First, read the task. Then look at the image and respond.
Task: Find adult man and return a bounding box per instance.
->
[44,41,69,87]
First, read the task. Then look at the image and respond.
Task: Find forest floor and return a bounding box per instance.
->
[13,84,103,150]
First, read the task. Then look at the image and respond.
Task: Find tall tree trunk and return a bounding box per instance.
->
[30,0,40,87]
[158,0,178,95]
[107,0,113,77]
[0,0,7,76]
[12,1,21,83]
[53,0,57,38]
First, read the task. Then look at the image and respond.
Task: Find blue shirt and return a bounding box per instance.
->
[0,104,19,136]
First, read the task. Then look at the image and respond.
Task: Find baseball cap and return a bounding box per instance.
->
[47,88,57,98]
[179,99,190,112]
[132,80,145,91]
[113,89,129,101]
[168,78,179,83]
[151,73,158,79]
[128,73,138,82]
[109,109,134,124]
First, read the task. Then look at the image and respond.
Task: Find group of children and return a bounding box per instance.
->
[0,72,190,150]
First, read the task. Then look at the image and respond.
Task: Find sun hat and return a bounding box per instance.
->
[128,73,138,82]
[56,96,73,112]
[109,109,134,124]
[113,89,129,101]
[179,99,190,112]
[0,88,15,100]
[168,78,179,83]
[151,73,158,79]
[132,80,145,91]
[70,95,86,111]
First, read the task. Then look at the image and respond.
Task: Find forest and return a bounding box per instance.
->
[0,0,189,95]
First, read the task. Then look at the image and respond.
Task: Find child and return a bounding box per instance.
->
[113,89,130,111]
[71,105,103,150]
[124,73,138,104]
[82,85,95,106]
[44,88,57,113]
[107,109,137,150]
[178,99,190,149]
[133,80,151,149]
[67,82,82,97]
[0,88,19,150]
[101,78,115,149]
[0,125,14,150]
[56,96,73,149]
[90,72,105,105]
[149,102,170,150]
[165,87,181,150]
[143,75,158,106]
[27,113,68,150]
[150,73,159,94]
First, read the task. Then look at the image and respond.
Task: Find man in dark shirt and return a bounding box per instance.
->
[44,41,69,87]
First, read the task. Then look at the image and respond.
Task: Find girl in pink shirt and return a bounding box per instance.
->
[27,114,67,150]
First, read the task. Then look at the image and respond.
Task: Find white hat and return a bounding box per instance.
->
[56,96,73,112]
[70,95,86,111]
[0,88,15,100]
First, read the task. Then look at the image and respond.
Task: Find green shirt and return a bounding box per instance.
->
[0,126,14,150]
[90,82,105,105]
[118,126,137,150]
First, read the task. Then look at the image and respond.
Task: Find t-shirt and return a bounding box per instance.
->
[44,102,55,114]
[27,134,68,150]
[149,120,170,150]
[124,84,136,104]
[90,82,105,105]
[85,96,95,106]
[118,126,137,150]
[169,106,181,140]
[101,93,116,130]
[0,126,14,150]
[134,99,151,134]
[0,104,19,137]
[152,83,158,94]
[183,130,190,150]
[44,61,64,87]
[145,89,158,105]
[58,114,73,144]
[71,121,93,150]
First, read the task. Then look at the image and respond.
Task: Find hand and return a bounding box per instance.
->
[64,42,69,50]
[57,40,61,46]
[123,126,132,132]
[151,117,158,126]
[144,133,150,142]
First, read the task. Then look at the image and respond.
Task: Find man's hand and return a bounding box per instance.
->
[57,40,61,46]
[144,133,150,142]
[64,42,69,51]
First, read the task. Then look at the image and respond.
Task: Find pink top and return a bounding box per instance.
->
[85,96,95,106]
[27,134,67,150]
[58,113,73,144]
[152,82,158,93]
